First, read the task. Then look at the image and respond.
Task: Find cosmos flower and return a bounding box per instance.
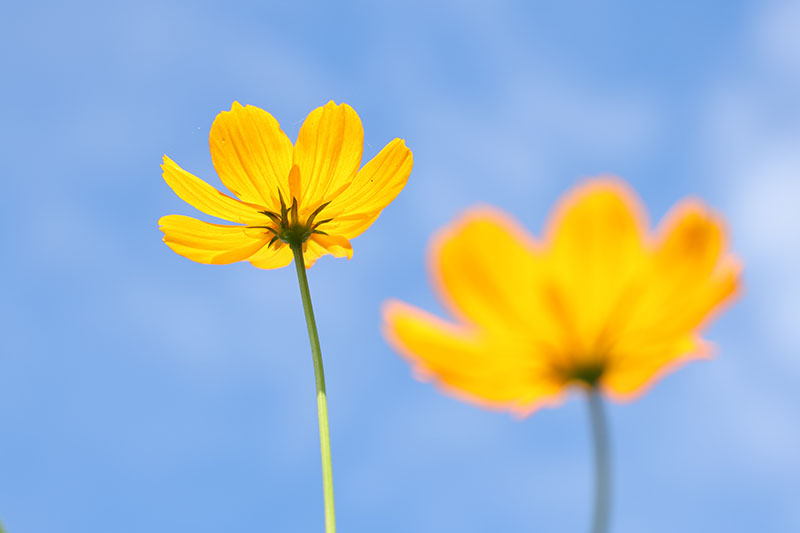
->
[159,101,413,268]
[383,178,740,415]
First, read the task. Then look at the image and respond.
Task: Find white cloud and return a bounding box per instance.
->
[703,0,800,354]
[754,0,800,80]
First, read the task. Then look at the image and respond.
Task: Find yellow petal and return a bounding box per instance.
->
[293,234,351,268]
[248,241,294,270]
[432,209,539,332]
[301,238,326,269]
[162,156,263,224]
[612,200,741,357]
[322,211,381,241]
[159,214,268,264]
[383,301,567,415]
[209,102,294,207]
[653,200,727,286]
[309,233,353,260]
[381,179,741,412]
[602,336,710,399]
[545,178,648,357]
[432,209,579,375]
[648,201,740,332]
[327,138,413,238]
[293,101,363,208]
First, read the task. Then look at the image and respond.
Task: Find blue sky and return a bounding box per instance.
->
[1,0,799,531]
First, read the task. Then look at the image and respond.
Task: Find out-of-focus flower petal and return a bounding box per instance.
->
[383,301,567,412]
[382,178,740,415]
[546,179,648,359]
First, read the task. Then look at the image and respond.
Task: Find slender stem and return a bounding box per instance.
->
[290,242,337,533]
[587,387,611,533]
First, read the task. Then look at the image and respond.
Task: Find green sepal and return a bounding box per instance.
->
[306,201,331,227]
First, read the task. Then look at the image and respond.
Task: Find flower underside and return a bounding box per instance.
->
[382,178,741,416]
[561,361,607,387]
[253,189,332,248]
[159,100,413,270]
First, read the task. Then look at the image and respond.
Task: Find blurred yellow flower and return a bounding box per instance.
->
[159,101,413,268]
[383,178,741,415]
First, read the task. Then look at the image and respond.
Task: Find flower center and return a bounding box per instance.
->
[251,189,333,248]
[558,360,606,388]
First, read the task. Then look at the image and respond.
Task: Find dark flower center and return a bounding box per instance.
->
[563,360,606,387]
[250,189,332,248]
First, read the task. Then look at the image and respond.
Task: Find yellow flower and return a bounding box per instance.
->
[383,178,741,415]
[159,101,413,268]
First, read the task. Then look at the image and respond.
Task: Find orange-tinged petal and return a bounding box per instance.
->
[293,101,363,208]
[653,200,727,289]
[210,102,294,207]
[545,178,648,358]
[383,301,567,413]
[617,201,741,345]
[159,214,267,264]
[161,156,263,224]
[327,138,413,238]
[288,164,302,202]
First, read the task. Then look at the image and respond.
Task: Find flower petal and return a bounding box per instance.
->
[653,200,728,284]
[648,201,740,332]
[602,336,710,399]
[545,178,648,355]
[301,239,326,269]
[293,234,352,268]
[326,138,413,238]
[321,212,381,242]
[613,201,741,352]
[432,209,539,329]
[209,102,294,208]
[382,301,567,415]
[248,241,294,270]
[309,233,353,260]
[162,156,263,224]
[288,164,302,202]
[293,101,363,208]
[433,209,578,370]
[159,215,268,264]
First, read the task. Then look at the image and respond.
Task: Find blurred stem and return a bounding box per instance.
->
[587,387,611,533]
[291,243,337,533]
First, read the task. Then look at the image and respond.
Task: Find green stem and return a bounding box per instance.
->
[587,387,611,533]
[290,243,337,533]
